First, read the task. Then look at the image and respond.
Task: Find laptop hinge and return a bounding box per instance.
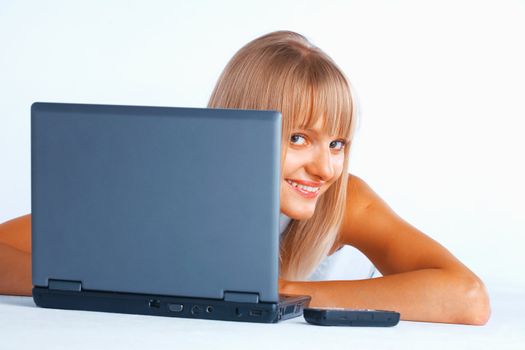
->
[48,279,82,292]
[224,291,259,303]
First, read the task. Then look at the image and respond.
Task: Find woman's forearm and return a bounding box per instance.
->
[283,268,490,325]
[0,243,32,296]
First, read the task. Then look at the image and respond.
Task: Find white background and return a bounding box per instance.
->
[1,0,524,295]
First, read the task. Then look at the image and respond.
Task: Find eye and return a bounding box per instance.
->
[330,140,346,151]
[290,134,307,145]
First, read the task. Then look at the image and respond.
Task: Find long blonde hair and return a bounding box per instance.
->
[208,30,357,280]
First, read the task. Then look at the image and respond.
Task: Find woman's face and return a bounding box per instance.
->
[280,117,347,220]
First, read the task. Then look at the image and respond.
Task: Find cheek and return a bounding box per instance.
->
[333,156,346,178]
[281,152,303,176]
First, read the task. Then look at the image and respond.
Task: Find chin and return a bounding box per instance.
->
[281,206,315,221]
[280,181,324,221]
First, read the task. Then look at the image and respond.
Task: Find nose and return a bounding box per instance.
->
[305,144,335,181]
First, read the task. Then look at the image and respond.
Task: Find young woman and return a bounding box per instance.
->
[0,30,490,325]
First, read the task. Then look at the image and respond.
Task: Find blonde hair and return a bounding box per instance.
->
[208,30,357,280]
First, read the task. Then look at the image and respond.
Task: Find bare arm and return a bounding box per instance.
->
[280,175,491,325]
[0,243,32,296]
[0,214,32,296]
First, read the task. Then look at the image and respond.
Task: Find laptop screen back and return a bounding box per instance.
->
[31,102,282,303]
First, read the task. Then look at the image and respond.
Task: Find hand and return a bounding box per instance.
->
[278,277,293,295]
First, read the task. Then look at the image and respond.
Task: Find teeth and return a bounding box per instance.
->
[286,180,320,193]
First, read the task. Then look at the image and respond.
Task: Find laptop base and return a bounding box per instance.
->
[33,287,310,323]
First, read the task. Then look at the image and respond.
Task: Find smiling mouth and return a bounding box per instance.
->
[286,179,320,193]
[285,179,320,198]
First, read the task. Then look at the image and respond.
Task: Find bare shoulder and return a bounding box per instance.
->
[345,173,376,211]
[0,214,32,253]
[338,174,466,275]
[331,174,375,250]
[337,173,402,252]
[338,174,378,234]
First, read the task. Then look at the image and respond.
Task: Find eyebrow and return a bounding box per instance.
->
[297,128,342,139]
[296,127,321,134]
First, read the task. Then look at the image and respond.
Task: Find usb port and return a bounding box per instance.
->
[149,299,161,308]
[249,309,263,317]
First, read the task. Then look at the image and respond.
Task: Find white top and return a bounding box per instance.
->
[279,212,377,281]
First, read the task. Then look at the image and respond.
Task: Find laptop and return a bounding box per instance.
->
[31,102,310,323]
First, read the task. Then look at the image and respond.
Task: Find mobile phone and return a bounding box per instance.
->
[303,307,400,327]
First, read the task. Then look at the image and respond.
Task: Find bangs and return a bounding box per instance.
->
[207,31,356,145]
[283,56,354,142]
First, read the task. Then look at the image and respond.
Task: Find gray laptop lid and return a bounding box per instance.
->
[31,102,281,303]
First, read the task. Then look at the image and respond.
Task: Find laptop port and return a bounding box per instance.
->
[206,306,214,313]
[249,309,263,317]
[284,305,295,315]
[149,299,161,308]
[168,303,184,312]
[191,305,201,315]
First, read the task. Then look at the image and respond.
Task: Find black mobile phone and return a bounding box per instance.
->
[303,307,400,327]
